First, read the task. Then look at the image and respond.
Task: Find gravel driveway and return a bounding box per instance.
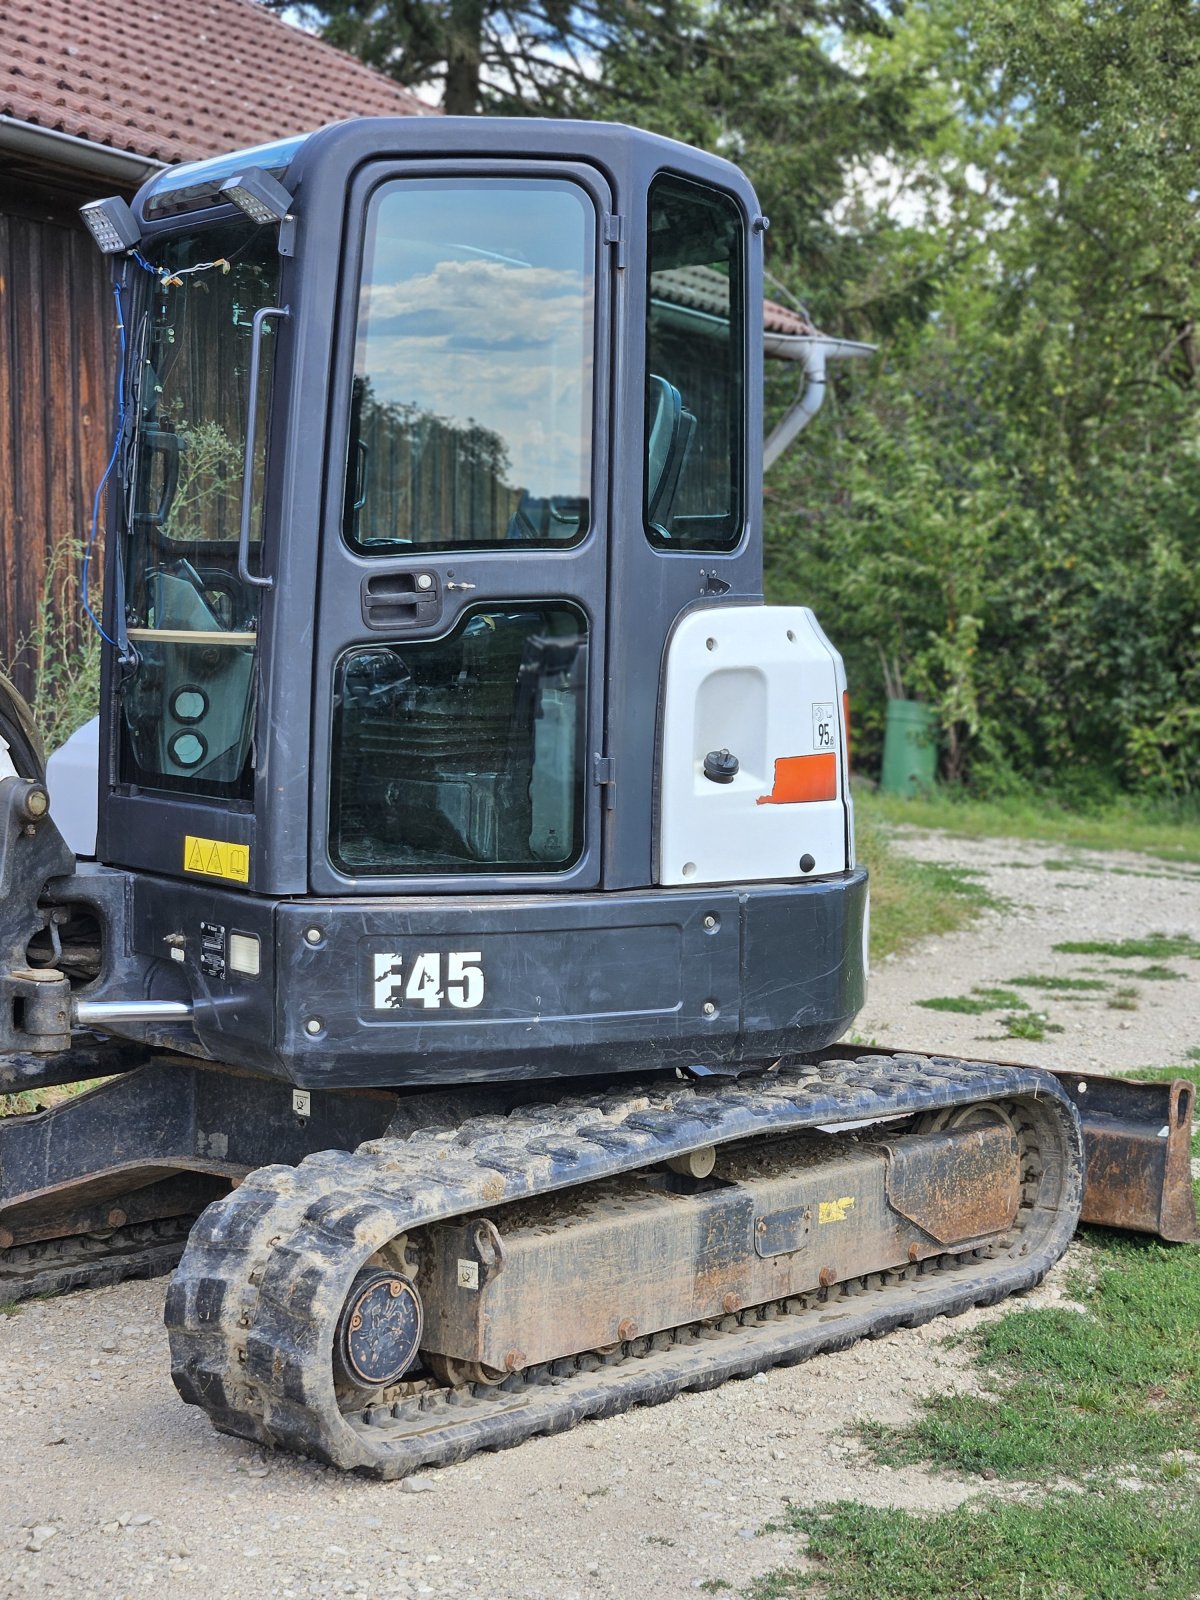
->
[2,830,1196,1600]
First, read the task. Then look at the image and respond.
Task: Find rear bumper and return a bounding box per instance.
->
[272,869,869,1088]
[94,868,865,1088]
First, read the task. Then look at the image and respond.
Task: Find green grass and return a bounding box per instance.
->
[1106,985,1140,1011]
[855,810,999,963]
[742,1226,1200,1599]
[859,787,1200,863]
[1053,933,1200,961]
[861,1231,1200,1482]
[751,1491,1200,1600]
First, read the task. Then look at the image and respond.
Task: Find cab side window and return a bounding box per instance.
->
[644,176,745,550]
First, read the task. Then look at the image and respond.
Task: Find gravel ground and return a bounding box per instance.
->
[1,829,1196,1600]
[858,829,1200,1073]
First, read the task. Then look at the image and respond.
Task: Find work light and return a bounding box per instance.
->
[220,168,294,225]
[79,196,141,254]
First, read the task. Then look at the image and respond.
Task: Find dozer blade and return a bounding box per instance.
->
[1047,1071,1199,1243]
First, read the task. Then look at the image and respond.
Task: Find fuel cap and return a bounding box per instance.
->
[703,749,739,784]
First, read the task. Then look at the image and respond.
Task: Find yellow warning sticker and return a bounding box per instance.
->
[818,1196,856,1225]
[183,835,250,884]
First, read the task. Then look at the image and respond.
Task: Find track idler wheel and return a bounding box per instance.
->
[332,1268,423,1390]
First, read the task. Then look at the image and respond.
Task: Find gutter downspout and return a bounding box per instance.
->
[0,116,164,187]
[763,334,875,472]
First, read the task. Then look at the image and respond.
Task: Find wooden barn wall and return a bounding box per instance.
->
[0,187,115,700]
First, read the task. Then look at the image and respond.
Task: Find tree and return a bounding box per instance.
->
[268,1,666,115]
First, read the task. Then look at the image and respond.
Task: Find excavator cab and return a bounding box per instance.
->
[16,119,867,1089]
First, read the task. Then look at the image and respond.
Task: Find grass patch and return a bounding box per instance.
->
[1111,964,1186,982]
[859,787,1200,864]
[1053,933,1200,961]
[855,810,998,964]
[916,995,993,1015]
[862,1231,1200,1482]
[753,1491,1200,1600]
[917,987,1029,1016]
[1008,974,1109,993]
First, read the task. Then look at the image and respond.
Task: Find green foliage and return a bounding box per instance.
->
[764,0,1200,799]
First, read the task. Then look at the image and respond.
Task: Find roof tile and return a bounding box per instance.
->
[1,0,434,166]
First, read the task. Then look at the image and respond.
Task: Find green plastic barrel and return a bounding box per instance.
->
[880,698,938,796]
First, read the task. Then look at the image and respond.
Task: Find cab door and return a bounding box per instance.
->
[309,161,612,896]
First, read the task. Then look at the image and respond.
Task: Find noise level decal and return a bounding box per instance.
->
[184,835,250,883]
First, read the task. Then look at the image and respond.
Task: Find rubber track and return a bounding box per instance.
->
[0,1216,194,1305]
[165,1054,1084,1476]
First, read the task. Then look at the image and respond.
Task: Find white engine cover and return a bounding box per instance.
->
[658,605,848,886]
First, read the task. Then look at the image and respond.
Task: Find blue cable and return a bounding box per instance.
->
[81,279,128,648]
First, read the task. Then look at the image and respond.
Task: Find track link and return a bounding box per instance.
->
[1,1216,194,1305]
[166,1054,1084,1476]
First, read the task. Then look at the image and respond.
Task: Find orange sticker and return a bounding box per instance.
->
[757,753,838,805]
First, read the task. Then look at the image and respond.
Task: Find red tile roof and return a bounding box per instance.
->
[1,0,433,168]
[653,264,814,338]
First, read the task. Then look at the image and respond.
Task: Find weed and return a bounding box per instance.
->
[0,538,102,754]
[751,1491,1200,1600]
[1054,933,1200,960]
[1001,1011,1060,1041]
[698,1582,733,1594]
[1106,986,1140,1011]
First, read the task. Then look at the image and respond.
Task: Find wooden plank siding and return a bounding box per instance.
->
[0,191,115,698]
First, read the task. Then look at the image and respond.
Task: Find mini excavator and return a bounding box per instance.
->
[0,119,1194,1477]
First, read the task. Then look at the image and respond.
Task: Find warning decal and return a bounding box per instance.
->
[183,835,250,883]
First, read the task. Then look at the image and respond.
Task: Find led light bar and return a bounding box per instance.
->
[219,167,294,225]
[79,196,141,254]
